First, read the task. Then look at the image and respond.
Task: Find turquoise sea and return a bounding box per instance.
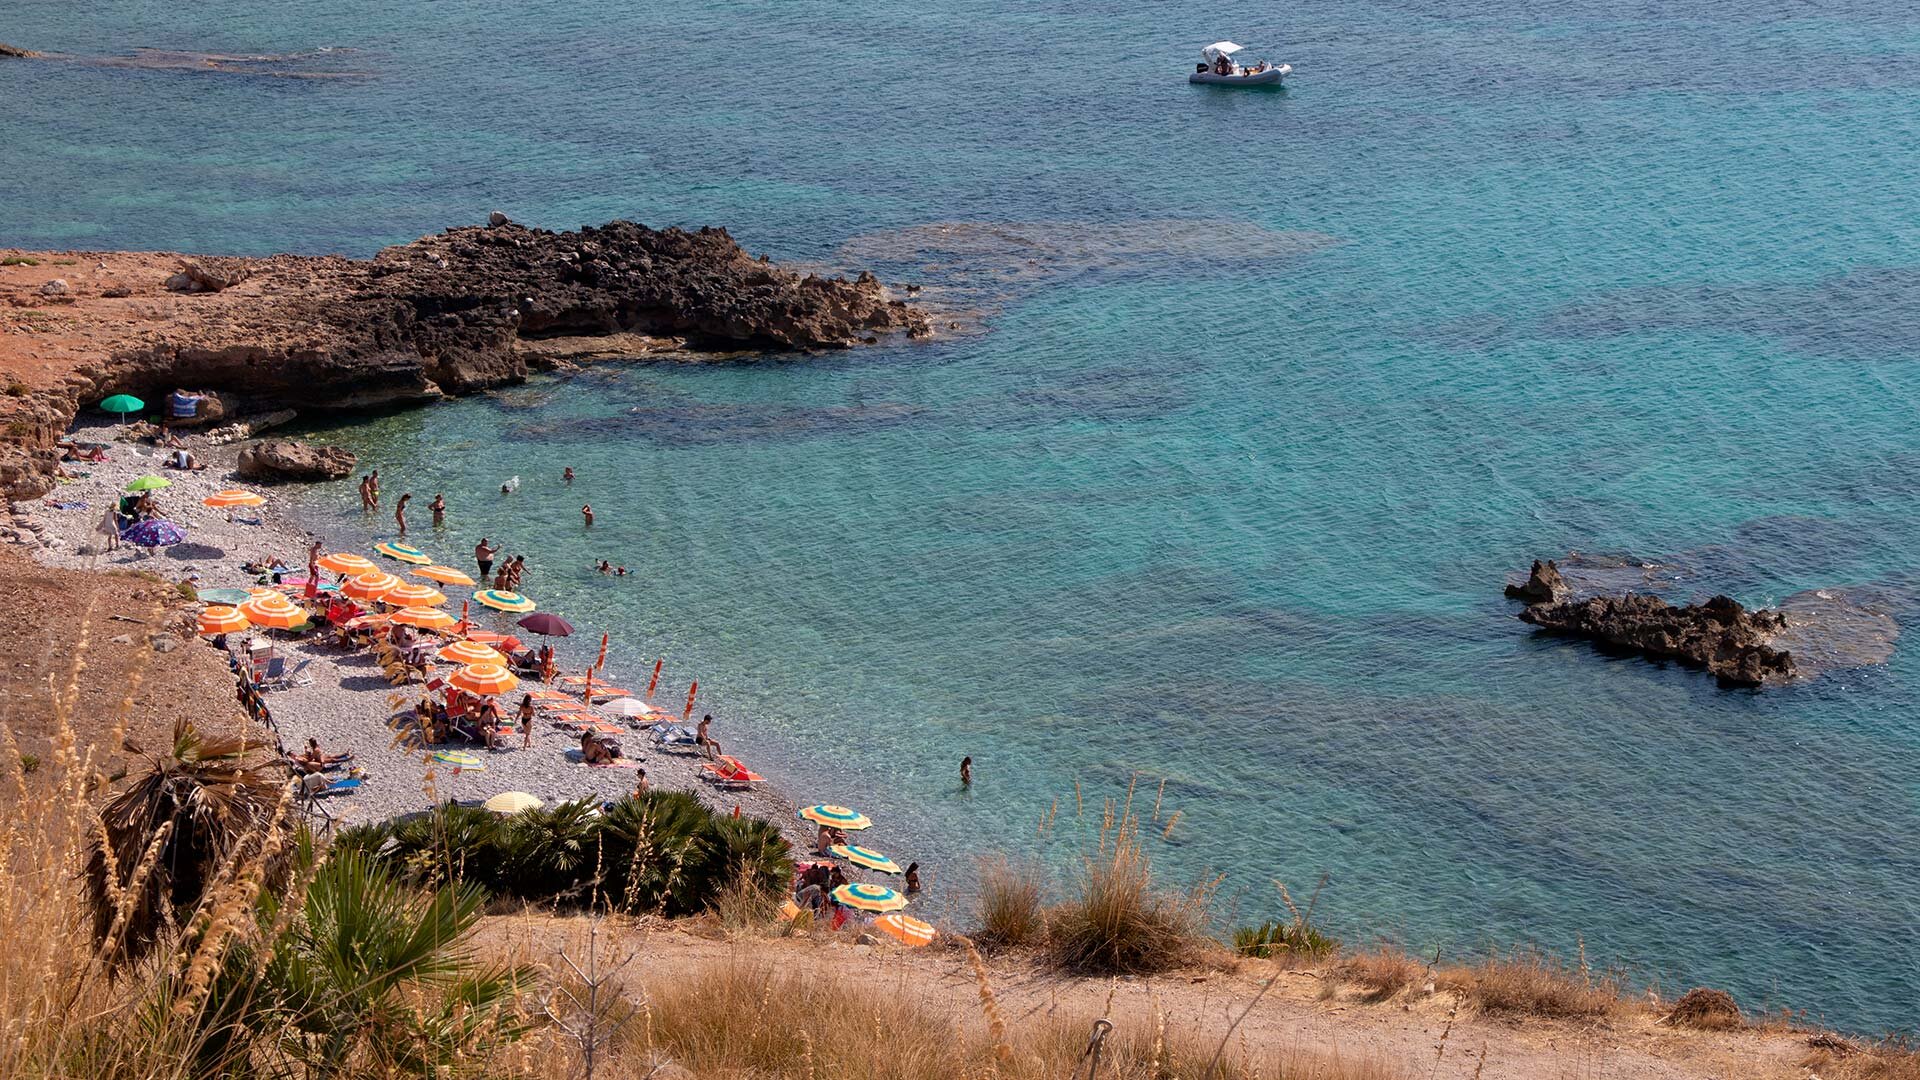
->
[8,0,1920,1032]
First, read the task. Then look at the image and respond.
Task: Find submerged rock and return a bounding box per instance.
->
[236,440,356,482]
[0,43,39,59]
[1516,591,1794,688]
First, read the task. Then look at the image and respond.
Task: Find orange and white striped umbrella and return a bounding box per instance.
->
[316,552,377,576]
[239,593,307,630]
[197,605,249,636]
[381,582,447,607]
[202,489,266,509]
[389,606,457,630]
[873,913,936,947]
[342,572,403,600]
[449,663,519,696]
[412,564,476,587]
[437,640,507,666]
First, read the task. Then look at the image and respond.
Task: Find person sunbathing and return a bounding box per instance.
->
[294,738,351,774]
[579,730,616,765]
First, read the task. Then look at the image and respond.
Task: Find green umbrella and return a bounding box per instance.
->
[125,475,172,492]
[98,394,144,415]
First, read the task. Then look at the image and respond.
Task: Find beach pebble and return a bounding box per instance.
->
[110,634,133,646]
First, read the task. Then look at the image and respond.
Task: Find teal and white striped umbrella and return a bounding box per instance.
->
[474,589,536,613]
[830,844,901,874]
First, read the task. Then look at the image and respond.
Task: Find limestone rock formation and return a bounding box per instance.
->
[0,43,39,59]
[1503,559,1568,604]
[0,218,930,498]
[1516,591,1793,687]
[236,440,357,482]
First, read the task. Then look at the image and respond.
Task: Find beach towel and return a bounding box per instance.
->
[46,500,87,510]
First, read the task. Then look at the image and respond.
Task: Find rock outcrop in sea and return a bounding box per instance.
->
[0,218,930,497]
[1514,590,1795,687]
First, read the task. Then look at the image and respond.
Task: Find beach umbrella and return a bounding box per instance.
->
[382,582,447,607]
[830,844,902,875]
[124,475,171,493]
[873,913,936,947]
[431,749,485,771]
[483,791,543,814]
[341,571,403,601]
[449,663,519,696]
[412,564,476,587]
[374,540,432,565]
[437,640,507,666]
[196,587,252,606]
[515,612,572,636]
[239,593,307,630]
[389,606,457,630]
[99,394,144,419]
[831,883,907,913]
[798,805,872,831]
[317,552,377,576]
[120,519,188,547]
[196,605,249,636]
[202,489,266,509]
[604,698,660,718]
[475,589,535,613]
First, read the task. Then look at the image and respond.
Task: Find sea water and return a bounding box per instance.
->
[6,0,1920,1032]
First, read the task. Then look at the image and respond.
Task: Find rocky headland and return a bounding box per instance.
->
[0,217,929,497]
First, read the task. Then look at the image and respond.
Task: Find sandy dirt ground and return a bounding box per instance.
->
[490,917,1823,1080]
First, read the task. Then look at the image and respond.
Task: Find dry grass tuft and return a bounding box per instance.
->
[625,960,1410,1080]
[1662,986,1742,1030]
[1439,947,1621,1020]
[1332,945,1426,1003]
[1812,1036,1920,1080]
[1044,799,1213,975]
[974,856,1046,951]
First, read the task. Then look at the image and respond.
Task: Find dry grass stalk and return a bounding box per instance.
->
[974,857,1045,951]
[1437,947,1621,1020]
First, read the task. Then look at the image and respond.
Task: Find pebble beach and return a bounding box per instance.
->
[16,418,808,840]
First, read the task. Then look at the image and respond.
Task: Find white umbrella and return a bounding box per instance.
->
[605,698,661,718]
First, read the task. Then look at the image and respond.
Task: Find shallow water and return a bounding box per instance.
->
[7,0,1920,1032]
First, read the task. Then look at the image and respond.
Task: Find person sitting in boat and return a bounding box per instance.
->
[1214,53,1233,75]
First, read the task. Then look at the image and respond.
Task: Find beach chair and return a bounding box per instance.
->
[262,657,314,691]
[701,755,766,790]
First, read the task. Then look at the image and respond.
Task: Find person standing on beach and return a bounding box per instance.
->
[395,492,412,536]
[960,756,972,787]
[517,693,535,748]
[475,537,497,579]
[429,493,446,528]
[357,473,373,510]
[564,466,575,485]
[368,470,381,507]
[581,503,594,527]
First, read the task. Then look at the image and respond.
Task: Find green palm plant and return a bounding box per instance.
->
[500,798,600,901]
[257,846,533,1077]
[691,815,794,906]
[592,791,709,914]
[387,801,505,891]
[83,719,288,964]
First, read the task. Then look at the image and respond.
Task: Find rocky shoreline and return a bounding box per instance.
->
[0,216,930,498]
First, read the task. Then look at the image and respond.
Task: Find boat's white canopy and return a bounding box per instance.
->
[1201,41,1245,60]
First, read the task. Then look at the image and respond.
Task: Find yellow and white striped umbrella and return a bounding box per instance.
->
[412,564,477,587]
[381,582,447,607]
[239,593,307,630]
[873,913,936,947]
[316,552,377,576]
[374,541,432,565]
[831,883,907,913]
[436,640,507,666]
[342,572,403,601]
[389,606,457,630]
[196,605,249,636]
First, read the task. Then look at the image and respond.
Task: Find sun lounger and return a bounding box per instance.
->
[701,755,766,789]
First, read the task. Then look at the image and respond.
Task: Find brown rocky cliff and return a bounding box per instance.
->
[0,219,929,497]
